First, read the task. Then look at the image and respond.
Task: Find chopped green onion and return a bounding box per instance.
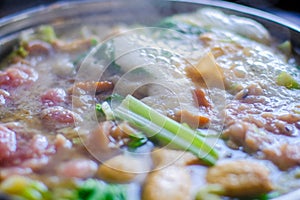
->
[90,38,98,46]
[5,45,29,64]
[101,101,115,121]
[277,71,300,89]
[0,175,49,200]
[114,95,218,165]
[96,95,124,119]
[21,188,43,200]
[37,25,57,43]
[95,103,104,113]
[17,46,29,57]
[196,184,224,200]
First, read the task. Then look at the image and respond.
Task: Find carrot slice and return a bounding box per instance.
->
[193,88,211,107]
[175,110,210,129]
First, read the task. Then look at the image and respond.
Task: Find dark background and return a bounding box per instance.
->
[1,0,300,25]
[225,0,300,25]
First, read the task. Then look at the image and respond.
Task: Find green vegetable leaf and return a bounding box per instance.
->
[77,179,127,200]
[127,133,148,149]
[72,39,99,66]
[96,103,104,114]
[73,52,89,66]
[94,41,121,75]
[157,17,205,35]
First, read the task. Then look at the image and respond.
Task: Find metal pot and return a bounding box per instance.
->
[0,0,299,199]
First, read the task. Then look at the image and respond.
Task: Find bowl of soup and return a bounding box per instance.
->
[0,0,300,199]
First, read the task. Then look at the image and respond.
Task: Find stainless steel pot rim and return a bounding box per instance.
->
[0,0,300,35]
[173,0,300,31]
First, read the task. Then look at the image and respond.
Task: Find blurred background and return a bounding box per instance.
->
[225,0,300,25]
[1,0,300,25]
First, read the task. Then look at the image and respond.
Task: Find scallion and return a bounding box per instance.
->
[114,95,218,165]
[277,71,300,89]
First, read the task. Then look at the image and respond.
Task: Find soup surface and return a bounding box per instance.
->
[0,7,300,200]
